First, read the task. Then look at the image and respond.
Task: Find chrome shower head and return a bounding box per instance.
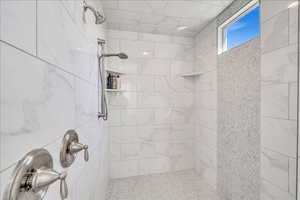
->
[83,0,105,25]
[101,53,128,59]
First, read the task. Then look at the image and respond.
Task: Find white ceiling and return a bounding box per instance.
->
[102,0,233,37]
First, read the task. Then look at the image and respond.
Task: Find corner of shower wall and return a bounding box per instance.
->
[194,19,218,189]
[105,29,197,179]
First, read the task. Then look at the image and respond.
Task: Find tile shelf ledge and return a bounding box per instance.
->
[180,72,204,77]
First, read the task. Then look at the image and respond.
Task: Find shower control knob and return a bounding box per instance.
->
[60,130,89,168]
[69,142,89,162]
[30,169,68,200]
[3,148,68,200]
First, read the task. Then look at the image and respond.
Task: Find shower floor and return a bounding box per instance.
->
[105,170,219,200]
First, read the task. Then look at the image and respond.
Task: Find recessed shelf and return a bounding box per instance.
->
[106,89,125,92]
[180,72,204,77]
[106,68,125,75]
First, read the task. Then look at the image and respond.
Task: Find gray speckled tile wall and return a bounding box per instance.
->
[217,38,261,200]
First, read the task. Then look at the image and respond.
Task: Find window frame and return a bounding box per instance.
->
[217,0,260,54]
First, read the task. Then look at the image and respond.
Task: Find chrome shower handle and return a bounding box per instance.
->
[29,169,68,200]
[60,173,68,200]
[69,142,89,162]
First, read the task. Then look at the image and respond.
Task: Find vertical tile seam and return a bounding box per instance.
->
[289,82,291,120]
[35,0,37,56]
[295,0,300,198]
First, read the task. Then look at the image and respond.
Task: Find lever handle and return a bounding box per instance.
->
[30,169,68,200]
[69,142,89,162]
[84,145,89,161]
[60,172,68,200]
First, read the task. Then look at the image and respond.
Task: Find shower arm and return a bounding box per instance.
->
[97,39,108,120]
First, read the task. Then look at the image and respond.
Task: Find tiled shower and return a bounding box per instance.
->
[0,0,299,200]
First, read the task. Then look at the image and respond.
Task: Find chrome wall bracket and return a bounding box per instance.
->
[3,149,68,200]
[60,130,89,168]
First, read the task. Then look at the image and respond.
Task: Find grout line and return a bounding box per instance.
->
[262,115,297,122]
[288,82,291,120]
[0,40,97,88]
[288,157,291,194]
[263,146,297,159]
[295,1,299,198]
[261,7,289,24]
[0,135,63,174]
[262,178,292,194]
[35,0,38,56]
[288,4,291,46]
[262,42,298,56]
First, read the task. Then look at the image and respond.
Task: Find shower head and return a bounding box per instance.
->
[101,53,128,59]
[83,0,105,25]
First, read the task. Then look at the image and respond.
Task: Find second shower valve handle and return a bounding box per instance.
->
[68,141,89,162]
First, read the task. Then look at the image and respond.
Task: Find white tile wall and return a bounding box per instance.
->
[194,21,218,189]
[107,30,195,179]
[261,9,289,53]
[262,83,289,119]
[261,0,298,197]
[0,1,109,200]
[0,0,36,54]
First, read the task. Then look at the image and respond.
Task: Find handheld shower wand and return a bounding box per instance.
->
[100,53,128,59]
[96,39,128,120]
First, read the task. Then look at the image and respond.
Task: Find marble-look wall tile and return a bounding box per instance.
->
[0,43,75,170]
[108,109,122,126]
[110,126,139,143]
[260,1,298,198]
[261,10,289,53]
[107,30,195,179]
[137,126,171,142]
[261,179,295,200]
[138,92,170,108]
[139,157,171,175]
[288,158,297,195]
[120,40,155,58]
[194,19,218,189]
[0,0,36,54]
[261,83,289,119]
[108,29,138,41]
[289,83,297,120]
[196,108,217,131]
[111,160,140,179]
[155,43,183,59]
[289,3,298,45]
[108,92,137,108]
[140,59,170,75]
[261,117,297,157]
[261,0,294,22]
[261,148,289,191]
[37,0,98,84]
[0,0,108,199]
[261,44,297,83]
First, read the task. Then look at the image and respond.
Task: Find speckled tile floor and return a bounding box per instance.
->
[105,170,219,200]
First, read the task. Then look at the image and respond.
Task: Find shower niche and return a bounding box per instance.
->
[105,69,125,92]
